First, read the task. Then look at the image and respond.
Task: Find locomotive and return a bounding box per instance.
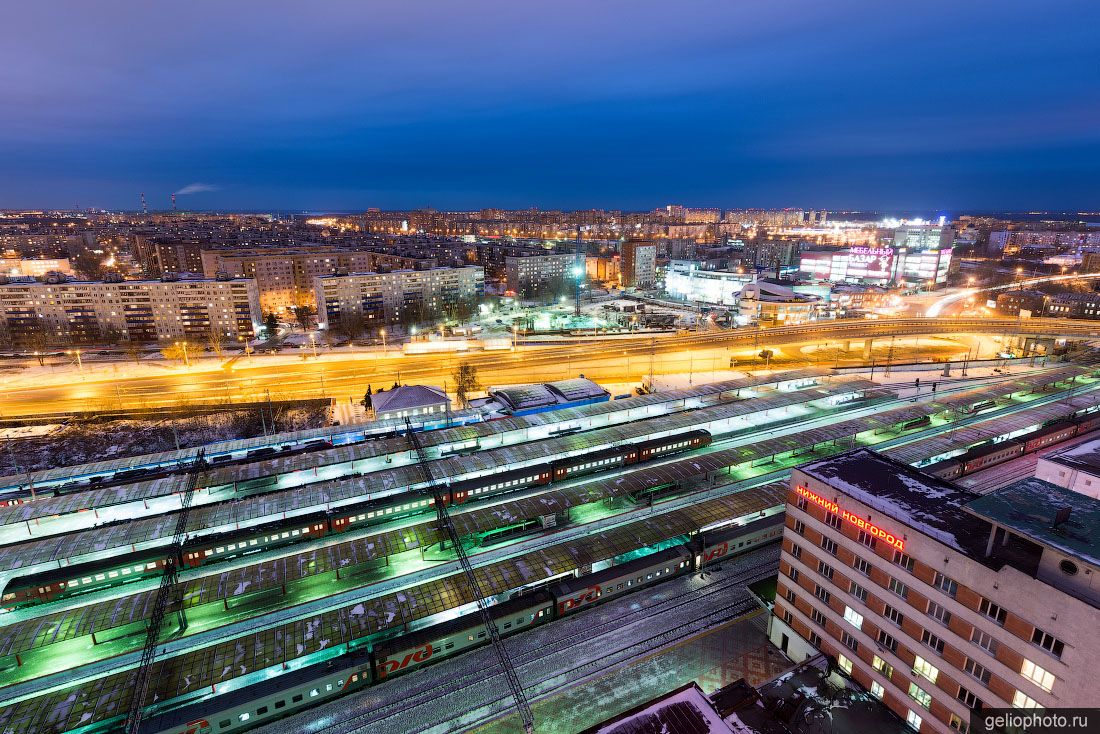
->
[139,514,784,734]
[1,430,712,609]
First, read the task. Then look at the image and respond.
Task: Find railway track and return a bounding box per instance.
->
[264,547,778,734]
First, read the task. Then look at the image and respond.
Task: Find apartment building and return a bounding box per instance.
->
[314,266,484,331]
[771,449,1100,733]
[0,274,261,347]
[201,246,434,313]
[504,252,578,302]
[620,240,657,289]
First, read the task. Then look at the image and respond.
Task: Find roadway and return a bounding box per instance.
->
[2,317,1098,417]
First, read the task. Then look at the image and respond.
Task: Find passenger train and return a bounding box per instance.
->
[137,514,784,734]
[923,411,1100,481]
[1,430,712,609]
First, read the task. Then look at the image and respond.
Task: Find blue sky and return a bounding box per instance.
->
[2,1,1098,211]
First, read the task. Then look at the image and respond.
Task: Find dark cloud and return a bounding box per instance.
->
[1,1,1097,210]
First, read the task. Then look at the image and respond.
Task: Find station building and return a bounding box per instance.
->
[370,384,450,422]
[771,449,1100,733]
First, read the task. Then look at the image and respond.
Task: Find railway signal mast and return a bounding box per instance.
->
[125,449,206,734]
[404,419,535,733]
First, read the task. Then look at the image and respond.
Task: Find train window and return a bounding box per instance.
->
[367,512,375,518]
[204,550,213,557]
[95,574,105,581]
[68,580,78,587]
[445,642,454,649]
[468,634,475,641]
[503,623,511,629]
[220,721,231,729]
[250,539,258,546]
[326,684,333,692]
[537,610,545,617]
[121,568,131,575]
[108,571,118,578]
[309,689,319,698]
[478,632,486,638]
[646,574,652,580]
[216,547,225,553]
[239,713,250,722]
[274,700,285,709]
[257,706,268,715]
[292,530,300,536]
[617,584,624,590]
[82,577,93,584]
[293,694,303,703]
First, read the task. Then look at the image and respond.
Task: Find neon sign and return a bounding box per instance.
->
[795,486,904,552]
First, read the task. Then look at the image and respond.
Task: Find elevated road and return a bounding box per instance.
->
[1,317,1096,417]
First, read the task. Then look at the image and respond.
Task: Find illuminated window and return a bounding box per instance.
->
[873,655,894,678]
[843,606,863,629]
[1021,660,1055,692]
[870,681,884,699]
[906,710,922,731]
[837,654,853,674]
[913,656,939,684]
[1013,690,1040,709]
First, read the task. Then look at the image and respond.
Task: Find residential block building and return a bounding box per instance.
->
[0,274,261,347]
[314,266,484,331]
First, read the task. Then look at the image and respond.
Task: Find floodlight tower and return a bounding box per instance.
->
[574,224,584,317]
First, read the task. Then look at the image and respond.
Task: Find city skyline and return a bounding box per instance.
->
[3,1,1099,211]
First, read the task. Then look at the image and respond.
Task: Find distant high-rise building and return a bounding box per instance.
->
[621,240,657,289]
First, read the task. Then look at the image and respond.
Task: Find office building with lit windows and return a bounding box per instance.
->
[771,450,1100,733]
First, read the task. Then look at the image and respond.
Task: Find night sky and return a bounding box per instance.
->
[2,1,1098,212]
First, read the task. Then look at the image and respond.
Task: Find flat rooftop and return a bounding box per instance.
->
[1041,432,1100,473]
[965,477,1100,567]
[798,449,989,558]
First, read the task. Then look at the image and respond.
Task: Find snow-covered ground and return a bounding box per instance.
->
[258,545,781,734]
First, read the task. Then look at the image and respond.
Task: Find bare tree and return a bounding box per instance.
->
[26,329,51,365]
[333,313,365,341]
[124,339,143,364]
[160,341,190,364]
[452,363,481,409]
[292,305,315,332]
[206,327,226,357]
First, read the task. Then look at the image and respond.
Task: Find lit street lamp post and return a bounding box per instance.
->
[380,328,387,353]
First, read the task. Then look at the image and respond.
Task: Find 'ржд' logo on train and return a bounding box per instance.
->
[557,585,601,613]
[378,643,433,678]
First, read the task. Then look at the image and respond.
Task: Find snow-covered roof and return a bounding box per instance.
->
[965,477,1100,568]
[799,449,988,557]
[580,681,737,734]
[546,377,610,402]
[1042,433,1100,473]
[371,384,449,413]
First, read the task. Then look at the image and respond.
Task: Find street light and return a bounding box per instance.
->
[176,341,189,367]
[380,328,387,353]
[66,349,82,371]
